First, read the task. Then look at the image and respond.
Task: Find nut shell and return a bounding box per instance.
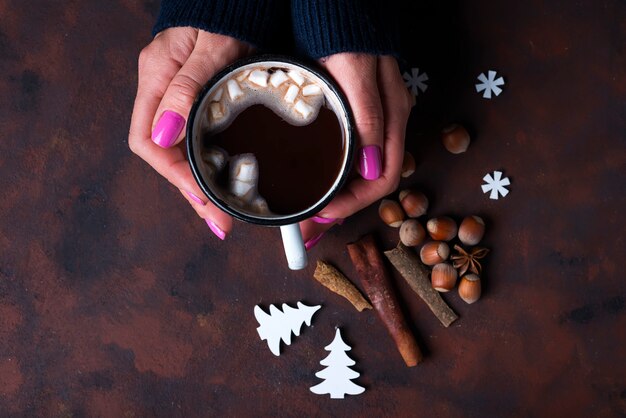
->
[458,274,481,304]
[458,216,485,246]
[441,124,470,154]
[399,189,429,218]
[379,199,405,227]
[401,151,416,178]
[431,263,458,292]
[419,241,450,266]
[399,219,426,247]
[426,216,458,241]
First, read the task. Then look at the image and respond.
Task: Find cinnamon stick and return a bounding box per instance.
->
[347,235,423,367]
[384,243,459,327]
[313,260,372,312]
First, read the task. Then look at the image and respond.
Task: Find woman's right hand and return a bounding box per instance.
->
[299,53,413,249]
[128,28,253,239]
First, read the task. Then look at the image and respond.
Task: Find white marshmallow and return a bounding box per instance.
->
[302,84,322,96]
[269,70,289,87]
[288,70,305,86]
[236,69,251,81]
[227,80,244,100]
[231,180,254,197]
[210,102,224,119]
[202,146,228,174]
[284,85,299,103]
[294,100,314,119]
[229,154,260,202]
[212,87,223,101]
[235,161,257,182]
[251,196,271,215]
[248,70,269,87]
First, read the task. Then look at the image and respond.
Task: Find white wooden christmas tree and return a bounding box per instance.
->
[310,328,365,399]
[254,301,321,356]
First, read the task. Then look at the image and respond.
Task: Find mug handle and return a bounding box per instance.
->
[279,224,308,270]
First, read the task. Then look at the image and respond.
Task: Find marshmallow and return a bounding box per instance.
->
[248,70,269,87]
[210,102,224,119]
[201,146,228,179]
[229,154,260,202]
[288,70,305,86]
[284,85,299,103]
[302,84,322,96]
[270,70,289,87]
[251,196,271,215]
[231,180,254,197]
[236,69,251,81]
[294,100,314,119]
[212,87,223,101]
[227,80,244,100]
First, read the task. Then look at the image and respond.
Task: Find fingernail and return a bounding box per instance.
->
[152,110,185,148]
[206,219,226,240]
[185,190,206,206]
[305,233,324,250]
[311,215,341,224]
[359,145,382,180]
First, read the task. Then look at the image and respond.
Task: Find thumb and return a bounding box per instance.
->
[151,32,252,149]
[150,50,215,148]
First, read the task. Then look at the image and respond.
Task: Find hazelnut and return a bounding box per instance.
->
[399,219,426,247]
[419,241,450,266]
[441,124,470,154]
[399,189,429,218]
[458,215,485,246]
[458,274,481,304]
[426,216,457,241]
[379,199,405,227]
[401,151,416,178]
[431,263,458,292]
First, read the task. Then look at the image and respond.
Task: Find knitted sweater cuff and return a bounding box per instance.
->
[291,0,398,59]
[153,0,284,49]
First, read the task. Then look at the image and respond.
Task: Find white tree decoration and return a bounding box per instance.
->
[310,328,365,399]
[254,301,321,356]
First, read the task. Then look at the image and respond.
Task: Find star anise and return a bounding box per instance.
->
[451,245,490,276]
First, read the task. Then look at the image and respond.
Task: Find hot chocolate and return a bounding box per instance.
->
[209,104,343,215]
[197,64,346,216]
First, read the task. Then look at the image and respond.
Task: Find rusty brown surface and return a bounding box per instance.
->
[0,0,625,416]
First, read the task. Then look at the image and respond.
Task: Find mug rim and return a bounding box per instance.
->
[186,54,355,227]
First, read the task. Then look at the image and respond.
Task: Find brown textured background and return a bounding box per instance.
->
[1,1,625,417]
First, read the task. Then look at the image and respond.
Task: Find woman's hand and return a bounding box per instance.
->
[128,28,253,239]
[300,53,413,249]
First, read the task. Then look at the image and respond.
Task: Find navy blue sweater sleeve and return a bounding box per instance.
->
[291,0,398,59]
[153,0,287,50]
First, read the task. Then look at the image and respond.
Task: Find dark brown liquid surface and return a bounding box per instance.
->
[208,105,344,215]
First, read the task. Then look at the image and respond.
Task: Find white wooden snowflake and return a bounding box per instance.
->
[403,68,428,97]
[481,170,510,200]
[475,70,505,99]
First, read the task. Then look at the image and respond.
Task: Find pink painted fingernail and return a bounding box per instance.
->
[311,215,340,224]
[206,219,226,240]
[305,233,324,250]
[152,110,185,148]
[359,145,382,180]
[185,190,206,206]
